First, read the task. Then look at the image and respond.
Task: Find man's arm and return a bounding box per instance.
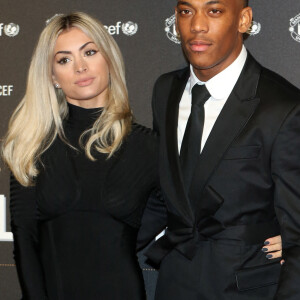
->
[137,77,168,250]
[272,104,300,299]
[151,77,160,134]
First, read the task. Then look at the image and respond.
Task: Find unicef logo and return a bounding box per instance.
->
[4,23,19,37]
[122,22,138,36]
[165,14,180,44]
[289,13,300,43]
[248,21,261,36]
[0,23,20,37]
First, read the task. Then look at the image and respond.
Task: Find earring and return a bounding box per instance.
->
[54,83,60,89]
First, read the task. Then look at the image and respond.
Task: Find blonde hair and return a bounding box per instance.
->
[2,12,132,186]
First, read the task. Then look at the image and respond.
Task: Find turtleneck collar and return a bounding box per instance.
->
[66,102,103,129]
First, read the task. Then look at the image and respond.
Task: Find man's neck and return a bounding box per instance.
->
[193,44,244,82]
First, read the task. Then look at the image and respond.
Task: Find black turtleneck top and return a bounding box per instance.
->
[10,103,159,300]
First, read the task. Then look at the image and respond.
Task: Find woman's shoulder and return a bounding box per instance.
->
[131,123,158,138]
[126,123,158,152]
[114,123,158,162]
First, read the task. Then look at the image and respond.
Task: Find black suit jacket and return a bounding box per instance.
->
[147,53,300,299]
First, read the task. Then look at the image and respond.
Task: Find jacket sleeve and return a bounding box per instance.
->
[136,188,167,251]
[10,175,48,300]
[272,104,300,299]
[136,78,168,250]
[151,77,161,134]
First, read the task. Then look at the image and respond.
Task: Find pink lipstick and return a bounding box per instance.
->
[75,77,95,87]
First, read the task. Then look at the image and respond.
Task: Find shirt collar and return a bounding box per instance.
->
[189,45,248,100]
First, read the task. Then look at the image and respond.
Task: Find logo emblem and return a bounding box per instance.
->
[165,14,180,44]
[289,13,300,42]
[122,21,138,36]
[4,23,19,37]
[248,21,261,36]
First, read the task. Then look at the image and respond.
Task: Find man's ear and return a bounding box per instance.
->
[239,7,253,34]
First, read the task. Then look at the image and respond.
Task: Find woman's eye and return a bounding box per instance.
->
[57,57,70,65]
[85,50,98,56]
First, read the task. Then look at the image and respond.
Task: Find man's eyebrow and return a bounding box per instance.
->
[177,1,192,7]
[177,0,226,7]
[204,0,227,5]
[54,41,95,57]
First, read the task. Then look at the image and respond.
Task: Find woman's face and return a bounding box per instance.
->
[52,27,109,108]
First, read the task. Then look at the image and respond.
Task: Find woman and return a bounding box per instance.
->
[2,12,282,300]
[3,12,157,299]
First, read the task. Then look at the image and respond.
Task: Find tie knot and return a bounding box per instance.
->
[192,84,210,107]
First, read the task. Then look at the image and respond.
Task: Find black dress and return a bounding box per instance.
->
[10,103,159,300]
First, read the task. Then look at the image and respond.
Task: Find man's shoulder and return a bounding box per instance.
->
[154,66,189,88]
[259,66,300,101]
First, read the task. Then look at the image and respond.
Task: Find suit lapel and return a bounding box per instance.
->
[189,54,262,218]
[162,68,195,222]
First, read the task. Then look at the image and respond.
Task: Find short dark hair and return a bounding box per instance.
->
[244,0,249,7]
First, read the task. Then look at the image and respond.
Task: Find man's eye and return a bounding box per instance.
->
[210,9,222,14]
[85,50,98,56]
[57,57,70,65]
[180,9,192,15]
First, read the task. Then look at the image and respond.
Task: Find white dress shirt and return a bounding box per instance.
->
[177,45,248,153]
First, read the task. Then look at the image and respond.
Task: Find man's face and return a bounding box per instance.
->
[176,0,252,79]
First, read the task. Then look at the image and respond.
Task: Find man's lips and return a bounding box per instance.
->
[189,40,212,52]
[75,77,95,87]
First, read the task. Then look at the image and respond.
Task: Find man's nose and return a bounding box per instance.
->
[191,12,209,33]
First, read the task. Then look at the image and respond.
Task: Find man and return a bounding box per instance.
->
[143,0,300,299]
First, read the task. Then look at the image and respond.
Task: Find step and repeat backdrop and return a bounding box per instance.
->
[1,0,300,299]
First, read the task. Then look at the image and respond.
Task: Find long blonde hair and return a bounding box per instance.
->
[2,12,132,186]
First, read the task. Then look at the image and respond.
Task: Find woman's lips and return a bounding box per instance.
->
[189,41,212,52]
[75,77,95,87]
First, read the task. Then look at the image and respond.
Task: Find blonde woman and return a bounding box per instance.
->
[2,12,158,299]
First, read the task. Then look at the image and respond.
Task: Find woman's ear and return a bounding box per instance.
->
[52,75,60,88]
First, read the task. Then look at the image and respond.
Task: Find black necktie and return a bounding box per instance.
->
[180,84,210,190]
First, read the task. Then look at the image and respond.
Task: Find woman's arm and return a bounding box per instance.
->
[137,189,167,251]
[264,235,284,263]
[10,174,47,300]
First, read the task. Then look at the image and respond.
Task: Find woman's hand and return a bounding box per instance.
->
[263,235,284,265]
